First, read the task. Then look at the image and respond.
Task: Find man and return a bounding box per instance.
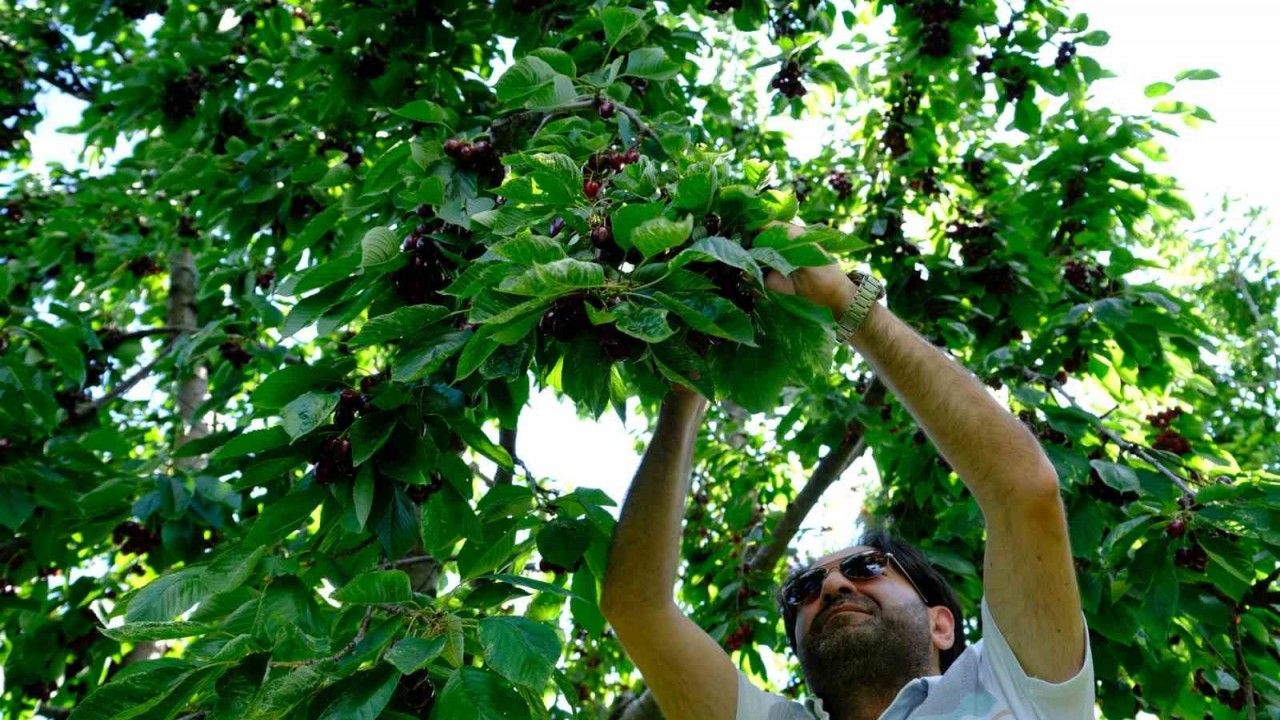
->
[599,234,1095,720]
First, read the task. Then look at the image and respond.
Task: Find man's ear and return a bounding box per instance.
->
[928,604,956,654]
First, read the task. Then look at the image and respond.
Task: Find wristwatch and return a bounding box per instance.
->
[835,271,884,342]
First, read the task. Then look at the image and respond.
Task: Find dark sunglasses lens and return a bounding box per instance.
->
[785,569,825,605]
[841,551,888,579]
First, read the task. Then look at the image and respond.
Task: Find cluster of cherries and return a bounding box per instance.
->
[111,521,160,555]
[127,256,162,278]
[583,146,641,203]
[1194,667,1257,711]
[827,170,853,199]
[1018,410,1069,446]
[537,294,643,360]
[769,61,808,99]
[255,269,276,290]
[161,71,207,123]
[405,473,445,503]
[219,340,253,368]
[723,622,755,651]
[948,220,999,266]
[1146,406,1191,455]
[703,263,757,314]
[443,136,505,187]
[707,0,743,12]
[392,218,452,305]
[1062,259,1115,297]
[1054,41,1078,69]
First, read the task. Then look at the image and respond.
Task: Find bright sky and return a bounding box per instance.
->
[13,1,1278,709]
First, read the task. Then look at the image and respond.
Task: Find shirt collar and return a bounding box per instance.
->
[804,676,933,720]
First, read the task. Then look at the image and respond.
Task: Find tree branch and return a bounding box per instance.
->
[495,424,518,485]
[101,325,184,349]
[1024,369,1196,497]
[748,381,882,573]
[71,346,174,420]
[1230,612,1257,720]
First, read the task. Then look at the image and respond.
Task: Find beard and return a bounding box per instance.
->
[797,599,934,702]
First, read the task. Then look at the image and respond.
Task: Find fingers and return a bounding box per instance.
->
[764,269,796,294]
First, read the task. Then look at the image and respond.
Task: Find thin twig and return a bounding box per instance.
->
[1024,369,1196,497]
[72,345,177,419]
[380,555,439,569]
[101,326,184,348]
[1229,612,1257,720]
[616,103,659,141]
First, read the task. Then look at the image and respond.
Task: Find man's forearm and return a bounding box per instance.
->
[847,302,1059,508]
[599,392,707,617]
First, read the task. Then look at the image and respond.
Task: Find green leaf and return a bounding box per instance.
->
[391,99,449,124]
[672,236,764,285]
[353,466,375,530]
[435,668,531,720]
[611,202,665,249]
[385,636,447,674]
[25,321,85,387]
[350,413,395,466]
[210,427,290,462]
[1144,81,1175,98]
[250,362,353,409]
[391,330,469,382]
[244,485,326,546]
[317,666,399,720]
[495,56,558,104]
[102,621,211,642]
[281,390,339,440]
[602,6,644,46]
[333,570,413,604]
[351,305,450,346]
[631,214,694,258]
[1014,93,1041,133]
[613,303,675,342]
[360,226,399,267]
[1089,460,1141,494]
[499,258,607,296]
[524,153,584,204]
[673,172,716,212]
[451,415,513,470]
[536,518,593,568]
[652,291,755,345]
[69,662,195,720]
[528,47,577,76]
[445,262,516,298]
[125,567,209,622]
[478,616,561,689]
[625,47,681,80]
[1077,29,1110,45]
[492,234,567,265]
[1174,68,1220,81]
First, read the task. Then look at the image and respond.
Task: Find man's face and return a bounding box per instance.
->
[791,545,954,695]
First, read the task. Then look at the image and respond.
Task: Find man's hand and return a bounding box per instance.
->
[760,223,856,317]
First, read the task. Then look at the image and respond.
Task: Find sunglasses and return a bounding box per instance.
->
[781,549,928,607]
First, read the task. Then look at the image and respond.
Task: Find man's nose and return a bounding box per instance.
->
[819,569,865,602]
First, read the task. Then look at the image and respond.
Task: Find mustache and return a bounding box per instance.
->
[815,599,877,630]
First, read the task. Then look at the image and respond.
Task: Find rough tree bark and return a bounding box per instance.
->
[119,246,204,668]
[610,382,883,720]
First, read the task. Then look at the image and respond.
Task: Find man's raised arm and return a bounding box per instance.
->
[768,259,1086,684]
[599,389,739,720]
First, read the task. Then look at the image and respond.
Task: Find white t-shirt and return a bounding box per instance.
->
[736,598,1095,720]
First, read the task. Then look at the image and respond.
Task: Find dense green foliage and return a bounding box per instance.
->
[1,0,1277,718]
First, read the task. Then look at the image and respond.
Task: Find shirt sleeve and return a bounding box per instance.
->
[978,597,1096,719]
[735,671,816,720]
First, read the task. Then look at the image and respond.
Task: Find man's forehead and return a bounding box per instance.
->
[813,544,873,567]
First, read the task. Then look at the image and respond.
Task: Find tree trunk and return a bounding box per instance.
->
[167,245,207,464]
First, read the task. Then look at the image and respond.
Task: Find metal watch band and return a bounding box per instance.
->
[836,272,884,342]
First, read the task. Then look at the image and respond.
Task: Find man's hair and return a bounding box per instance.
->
[773,528,968,673]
